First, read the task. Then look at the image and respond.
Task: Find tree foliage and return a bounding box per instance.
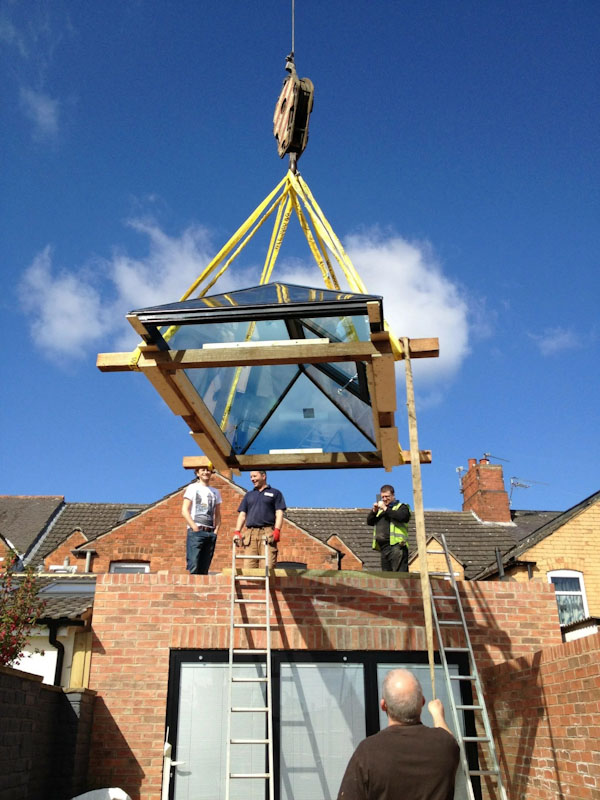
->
[0,552,45,667]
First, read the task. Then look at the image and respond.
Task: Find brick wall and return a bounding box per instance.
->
[44,474,338,574]
[506,501,600,616]
[483,632,600,800]
[43,529,87,572]
[87,572,562,799]
[0,664,95,800]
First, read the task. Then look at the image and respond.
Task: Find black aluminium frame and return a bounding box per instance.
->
[165,649,481,800]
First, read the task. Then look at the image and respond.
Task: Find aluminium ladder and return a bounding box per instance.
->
[225,540,274,800]
[428,533,508,800]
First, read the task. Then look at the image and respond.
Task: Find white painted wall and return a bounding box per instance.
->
[12,625,78,686]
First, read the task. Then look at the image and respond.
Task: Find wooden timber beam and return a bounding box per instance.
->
[95,337,439,373]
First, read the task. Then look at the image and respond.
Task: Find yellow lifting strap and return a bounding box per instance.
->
[129,168,402,363]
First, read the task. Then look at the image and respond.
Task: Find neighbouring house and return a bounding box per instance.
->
[1,460,599,800]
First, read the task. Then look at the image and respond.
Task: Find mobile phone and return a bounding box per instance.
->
[376,493,381,502]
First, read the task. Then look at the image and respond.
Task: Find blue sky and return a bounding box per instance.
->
[1,1,598,514]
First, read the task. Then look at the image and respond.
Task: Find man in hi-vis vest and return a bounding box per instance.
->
[367,484,411,572]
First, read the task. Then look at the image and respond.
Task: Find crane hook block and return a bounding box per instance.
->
[273,56,314,159]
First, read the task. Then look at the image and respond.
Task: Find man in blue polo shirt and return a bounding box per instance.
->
[233,470,286,568]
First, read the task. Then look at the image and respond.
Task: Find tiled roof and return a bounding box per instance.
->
[475,489,600,578]
[29,502,147,567]
[39,594,94,620]
[510,509,562,541]
[0,495,64,554]
[286,508,522,578]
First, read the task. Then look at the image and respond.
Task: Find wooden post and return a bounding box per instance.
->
[402,338,436,699]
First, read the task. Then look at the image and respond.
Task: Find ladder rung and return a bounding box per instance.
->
[469,770,501,778]
[230,773,271,779]
[444,647,470,652]
[235,598,266,604]
[232,677,268,683]
[429,571,451,577]
[233,623,268,628]
[450,675,475,681]
[234,575,266,581]
[438,620,463,626]
[232,648,268,654]
[231,706,269,713]
[427,549,446,555]
[231,738,270,744]
[462,736,491,742]
[236,554,266,560]
[456,704,483,711]
[432,594,456,600]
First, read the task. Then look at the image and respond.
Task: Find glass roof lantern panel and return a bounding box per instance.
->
[130,282,382,348]
[128,283,384,459]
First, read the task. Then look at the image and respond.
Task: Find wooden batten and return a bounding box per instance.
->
[188,432,232,474]
[235,452,382,470]
[370,352,397,413]
[137,341,378,369]
[142,368,190,416]
[400,449,432,464]
[170,372,233,455]
[379,427,402,471]
[96,352,136,372]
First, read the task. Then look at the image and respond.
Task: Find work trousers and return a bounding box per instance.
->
[242,527,278,569]
[380,543,408,573]
[186,528,217,574]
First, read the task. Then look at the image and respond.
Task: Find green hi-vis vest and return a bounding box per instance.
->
[372,501,410,550]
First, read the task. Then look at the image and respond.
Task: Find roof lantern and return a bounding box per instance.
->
[98,282,435,473]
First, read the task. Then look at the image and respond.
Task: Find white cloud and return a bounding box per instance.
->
[19,221,472,400]
[19,87,59,139]
[18,246,110,360]
[278,230,471,387]
[19,220,218,360]
[529,327,580,356]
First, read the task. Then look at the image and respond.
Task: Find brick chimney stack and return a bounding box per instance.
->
[460,457,512,523]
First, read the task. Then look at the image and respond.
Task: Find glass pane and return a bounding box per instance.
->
[300,315,369,342]
[174,662,266,800]
[376,664,467,800]
[184,363,301,452]
[247,373,375,454]
[280,663,365,800]
[556,595,585,625]
[550,576,581,593]
[304,366,374,441]
[168,318,292,349]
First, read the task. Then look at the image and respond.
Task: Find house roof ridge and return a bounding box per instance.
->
[0,494,64,500]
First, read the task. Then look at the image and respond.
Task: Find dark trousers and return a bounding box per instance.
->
[380,543,408,572]
[186,529,217,574]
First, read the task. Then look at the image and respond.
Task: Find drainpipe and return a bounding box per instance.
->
[85,551,92,573]
[47,621,65,686]
[495,548,505,580]
[39,617,85,686]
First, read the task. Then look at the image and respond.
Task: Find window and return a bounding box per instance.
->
[166,651,474,800]
[548,570,589,625]
[109,561,150,574]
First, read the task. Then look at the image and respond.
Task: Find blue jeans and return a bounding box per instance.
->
[186,528,217,574]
